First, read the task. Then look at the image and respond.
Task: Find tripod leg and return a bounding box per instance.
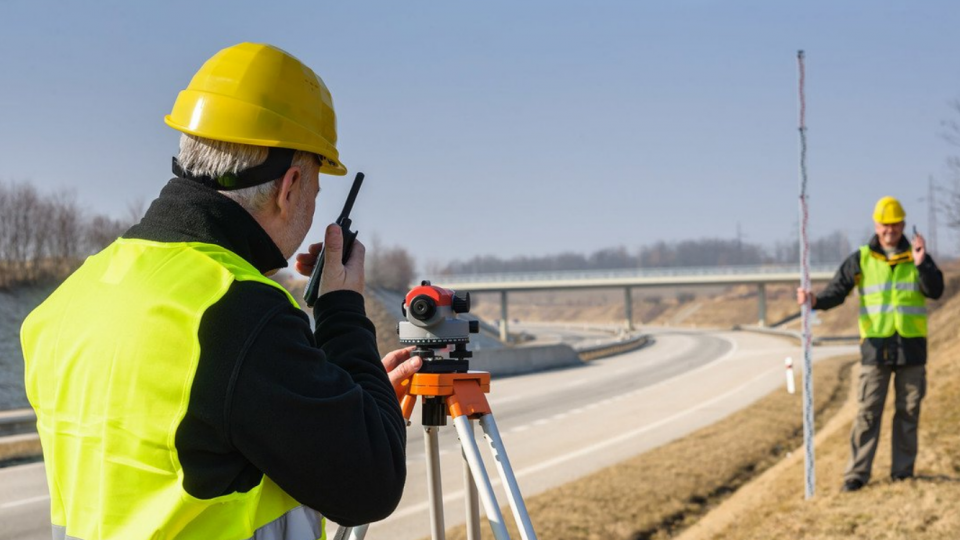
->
[346,524,369,540]
[425,426,446,540]
[453,416,510,540]
[461,420,481,540]
[479,414,538,540]
[333,522,369,540]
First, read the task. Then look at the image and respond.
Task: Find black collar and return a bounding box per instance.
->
[123,178,288,274]
[868,234,912,265]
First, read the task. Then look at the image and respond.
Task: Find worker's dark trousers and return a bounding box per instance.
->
[844,364,926,484]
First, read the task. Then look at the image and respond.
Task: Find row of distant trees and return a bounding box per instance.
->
[0,181,135,288]
[439,232,853,275]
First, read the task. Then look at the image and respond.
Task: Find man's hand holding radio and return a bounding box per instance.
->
[296,224,365,296]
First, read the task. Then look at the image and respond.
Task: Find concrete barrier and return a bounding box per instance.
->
[471,344,584,377]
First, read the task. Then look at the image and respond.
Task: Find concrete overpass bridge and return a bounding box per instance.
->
[419,264,837,341]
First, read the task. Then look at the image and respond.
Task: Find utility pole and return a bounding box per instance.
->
[736,221,744,264]
[929,176,938,258]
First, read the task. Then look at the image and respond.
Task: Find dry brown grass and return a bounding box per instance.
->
[0,259,79,290]
[431,353,857,540]
[677,267,960,540]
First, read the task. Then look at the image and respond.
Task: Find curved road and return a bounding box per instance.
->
[0,329,856,540]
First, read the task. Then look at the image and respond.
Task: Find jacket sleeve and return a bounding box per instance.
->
[227,289,406,526]
[814,251,860,311]
[916,254,944,300]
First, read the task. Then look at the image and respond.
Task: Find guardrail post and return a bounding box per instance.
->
[499,290,509,343]
[624,287,634,331]
[757,283,767,327]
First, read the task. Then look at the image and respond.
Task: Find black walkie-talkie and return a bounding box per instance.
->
[304,172,364,308]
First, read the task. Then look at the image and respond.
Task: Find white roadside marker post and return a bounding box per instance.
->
[785,357,796,394]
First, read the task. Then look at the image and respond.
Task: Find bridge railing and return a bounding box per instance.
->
[419,264,839,285]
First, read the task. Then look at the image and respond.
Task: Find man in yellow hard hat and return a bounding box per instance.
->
[22,43,420,539]
[797,196,943,492]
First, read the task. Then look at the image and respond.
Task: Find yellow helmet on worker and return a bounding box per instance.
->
[165,42,347,176]
[873,196,906,224]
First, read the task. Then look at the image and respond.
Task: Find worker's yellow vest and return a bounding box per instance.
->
[857,245,927,339]
[21,238,325,540]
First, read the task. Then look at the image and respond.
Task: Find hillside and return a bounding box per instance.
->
[676,269,960,539]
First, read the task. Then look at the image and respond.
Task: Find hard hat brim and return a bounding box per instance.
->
[165,92,347,177]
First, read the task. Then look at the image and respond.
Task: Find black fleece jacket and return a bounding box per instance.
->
[123,178,406,526]
[814,235,944,366]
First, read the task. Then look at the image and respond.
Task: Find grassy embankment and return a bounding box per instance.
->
[430,269,959,539]
[678,271,960,540]
[434,354,856,540]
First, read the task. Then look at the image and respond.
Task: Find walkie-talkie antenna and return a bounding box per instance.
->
[303,172,365,308]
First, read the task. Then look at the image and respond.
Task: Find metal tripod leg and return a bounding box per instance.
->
[461,420,481,540]
[453,415,510,540]
[425,426,446,540]
[332,524,368,540]
[479,414,538,540]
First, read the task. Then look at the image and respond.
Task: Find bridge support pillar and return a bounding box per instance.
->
[624,287,635,332]
[499,290,509,343]
[757,283,767,327]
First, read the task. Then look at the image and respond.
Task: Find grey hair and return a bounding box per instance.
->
[177,134,317,214]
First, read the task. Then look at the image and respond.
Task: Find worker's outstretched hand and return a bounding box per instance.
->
[912,232,926,266]
[293,224,365,297]
[382,347,423,401]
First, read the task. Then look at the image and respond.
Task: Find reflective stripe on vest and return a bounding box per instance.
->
[22,239,324,540]
[856,245,927,338]
[51,506,323,540]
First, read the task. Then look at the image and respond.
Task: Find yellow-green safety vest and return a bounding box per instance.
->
[21,238,325,540]
[857,245,927,339]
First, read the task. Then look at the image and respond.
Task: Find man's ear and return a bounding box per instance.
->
[275,166,302,220]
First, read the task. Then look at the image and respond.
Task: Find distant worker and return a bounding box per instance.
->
[21,43,421,539]
[797,196,943,492]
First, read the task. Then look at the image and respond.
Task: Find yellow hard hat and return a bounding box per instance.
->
[873,196,906,224]
[165,43,346,176]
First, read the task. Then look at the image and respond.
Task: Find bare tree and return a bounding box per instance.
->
[85,214,127,253]
[49,191,84,273]
[366,237,416,292]
[939,99,960,248]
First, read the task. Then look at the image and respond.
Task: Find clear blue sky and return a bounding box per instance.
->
[3,1,959,269]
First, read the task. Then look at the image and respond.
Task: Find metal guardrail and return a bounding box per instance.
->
[421,264,839,285]
[576,334,651,361]
[0,408,36,437]
[734,325,859,345]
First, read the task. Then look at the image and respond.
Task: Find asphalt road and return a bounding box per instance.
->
[0,328,856,540]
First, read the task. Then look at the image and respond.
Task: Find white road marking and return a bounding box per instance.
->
[388,363,776,523]
[1,495,49,510]
[513,366,775,479]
